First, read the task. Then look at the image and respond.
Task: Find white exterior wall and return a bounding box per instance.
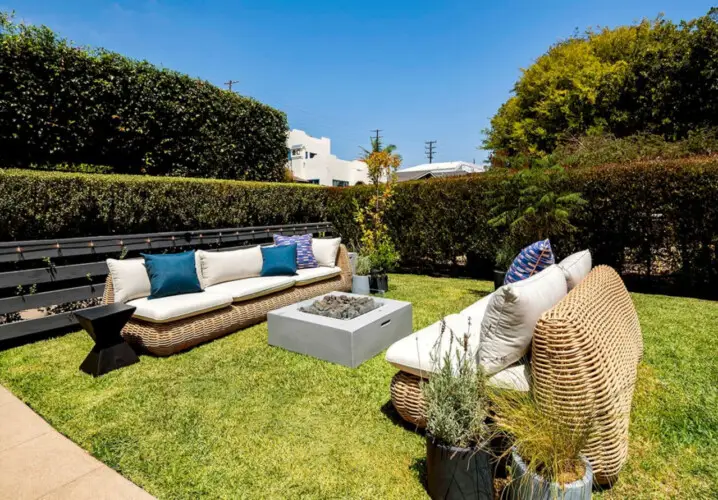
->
[287,129,370,186]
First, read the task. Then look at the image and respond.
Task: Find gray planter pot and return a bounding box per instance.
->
[508,448,592,500]
[352,275,370,295]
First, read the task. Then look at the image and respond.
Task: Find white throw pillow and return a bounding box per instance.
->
[558,250,592,291]
[196,246,263,288]
[106,258,151,304]
[478,265,567,375]
[312,238,341,267]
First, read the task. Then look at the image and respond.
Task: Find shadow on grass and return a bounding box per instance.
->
[380,400,426,436]
[410,456,428,493]
[467,289,491,298]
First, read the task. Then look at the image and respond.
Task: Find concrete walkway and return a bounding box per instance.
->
[0,385,155,500]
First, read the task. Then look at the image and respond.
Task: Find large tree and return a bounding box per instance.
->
[484,9,718,165]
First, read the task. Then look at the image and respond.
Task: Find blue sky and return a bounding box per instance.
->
[3,1,712,167]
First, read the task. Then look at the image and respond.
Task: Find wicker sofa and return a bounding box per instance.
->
[103,245,352,356]
[386,264,642,485]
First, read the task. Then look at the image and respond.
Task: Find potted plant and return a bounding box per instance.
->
[351,254,371,295]
[422,319,493,500]
[354,147,402,294]
[490,390,593,500]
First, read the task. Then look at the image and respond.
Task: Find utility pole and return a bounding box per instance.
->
[224,79,240,92]
[425,140,437,163]
[370,129,382,152]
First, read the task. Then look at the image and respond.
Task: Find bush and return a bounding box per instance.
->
[0,169,329,240]
[0,13,288,181]
[328,158,718,292]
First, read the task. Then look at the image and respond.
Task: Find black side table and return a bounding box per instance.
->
[75,303,139,377]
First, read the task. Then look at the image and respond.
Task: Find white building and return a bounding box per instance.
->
[287,129,370,186]
[396,161,486,182]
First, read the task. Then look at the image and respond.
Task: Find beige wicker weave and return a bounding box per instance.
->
[532,265,642,485]
[103,245,352,356]
[388,265,643,484]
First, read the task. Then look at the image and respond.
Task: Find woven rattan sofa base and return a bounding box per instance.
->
[103,245,352,356]
[388,265,642,486]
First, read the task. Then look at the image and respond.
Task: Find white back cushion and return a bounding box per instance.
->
[478,265,567,375]
[312,238,341,267]
[106,258,151,304]
[196,246,263,288]
[558,250,592,291]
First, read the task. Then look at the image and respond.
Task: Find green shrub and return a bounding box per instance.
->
[0,13,288,181]
[0,169,329,240]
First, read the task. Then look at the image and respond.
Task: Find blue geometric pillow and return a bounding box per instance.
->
[273,233,318,269]
[504,239,555,285]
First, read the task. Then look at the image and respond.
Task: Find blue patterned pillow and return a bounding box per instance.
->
[504,239,555,285]
[273,233,318,269]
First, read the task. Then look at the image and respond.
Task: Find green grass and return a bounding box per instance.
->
[0,274,716,499]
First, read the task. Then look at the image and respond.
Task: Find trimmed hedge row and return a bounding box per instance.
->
[0,170,329,240]
[2,159,717,292]
[0,14,288,180]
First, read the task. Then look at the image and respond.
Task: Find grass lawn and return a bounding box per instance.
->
[0,274,716,499]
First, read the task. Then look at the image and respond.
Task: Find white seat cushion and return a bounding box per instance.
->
[487,363,532,392]
[478,265,567,375]
[312,238,341,267]
[294,266,342,286]
[460,292,495,319]
[128,292,232,323]
[106,258,151,303]
[205,276,296,302]
[196,246,263,288]
[385,313,483,377]
[558,250,592,291]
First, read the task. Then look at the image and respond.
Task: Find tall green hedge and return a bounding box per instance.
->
[0,13,288,180]
[0,170,329,240]
[1,159,716,293]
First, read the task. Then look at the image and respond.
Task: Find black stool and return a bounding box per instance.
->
[75,303,139,376]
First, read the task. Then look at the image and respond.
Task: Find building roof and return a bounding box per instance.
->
[396,161,486,182]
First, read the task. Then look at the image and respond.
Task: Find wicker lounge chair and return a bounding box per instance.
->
[103,245,352,356]
[388,265,642,485]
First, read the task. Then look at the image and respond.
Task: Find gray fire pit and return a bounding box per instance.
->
[267,292,412,368]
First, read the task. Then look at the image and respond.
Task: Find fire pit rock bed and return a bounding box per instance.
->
[268,292,412,368]
[299,295,379,320]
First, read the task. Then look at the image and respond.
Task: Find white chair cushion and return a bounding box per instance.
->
[487,363,532,392]
[196,246,263,288]
[558,250,592,291]
[460,292,495,320]
[106,258,151,303]
[478,265,567,375]
[204,276,296,302]
[128,292,232,323]
[385,313,483,377]
[294,266,342,286]
[312,238,341,267]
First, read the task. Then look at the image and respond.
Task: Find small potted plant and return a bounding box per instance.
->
[352,255,371,295]
[367,237,399,293]
[422,319,493,500]
[490,390,593,500]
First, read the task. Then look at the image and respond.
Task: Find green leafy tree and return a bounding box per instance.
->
[484,9,718,166]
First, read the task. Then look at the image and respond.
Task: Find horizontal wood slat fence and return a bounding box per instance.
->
[0,222,335,345]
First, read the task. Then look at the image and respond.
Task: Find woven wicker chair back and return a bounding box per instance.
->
[532,265,643,485]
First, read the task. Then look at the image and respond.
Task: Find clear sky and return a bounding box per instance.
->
[3,1,712,167]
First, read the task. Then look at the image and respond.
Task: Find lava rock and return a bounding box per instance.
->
[300,295,379,320]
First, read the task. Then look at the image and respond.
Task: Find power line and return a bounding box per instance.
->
[224,79,240,92]
[424,140,437,163]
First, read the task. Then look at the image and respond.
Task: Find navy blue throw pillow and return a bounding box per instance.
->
[141,251,203,299]
[261,244,298,276]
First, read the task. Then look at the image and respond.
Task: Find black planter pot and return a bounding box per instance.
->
[369,273,389,293]
[426,435,494,500]
[493,269,507,290]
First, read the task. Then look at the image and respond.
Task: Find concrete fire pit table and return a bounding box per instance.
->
[267,291,412,368]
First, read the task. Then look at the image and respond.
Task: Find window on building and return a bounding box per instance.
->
[290,148,302,157]
[332,179,349,187]
[305,151,309,159]
[309,152,317,158]
[307,179,320,185]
